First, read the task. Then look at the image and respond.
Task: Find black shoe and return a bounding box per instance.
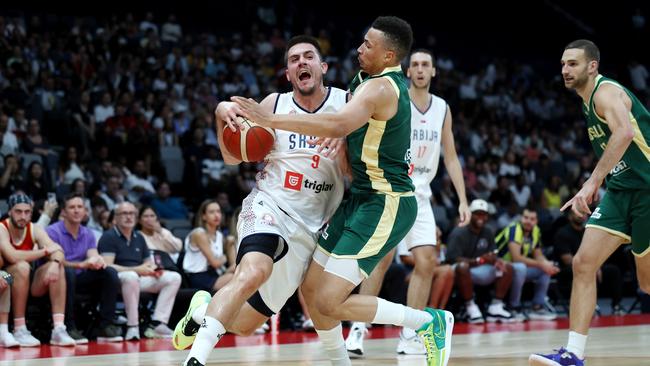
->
[67,327,89,344]
[97,325,124,342]
[184,357,205,366]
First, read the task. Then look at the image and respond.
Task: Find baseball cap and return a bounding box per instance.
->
[8,193,33,209]
[469,199,489,213]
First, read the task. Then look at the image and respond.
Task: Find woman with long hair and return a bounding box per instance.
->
[182,200,235,292]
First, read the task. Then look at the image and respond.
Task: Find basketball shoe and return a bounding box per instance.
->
[173,290,212,350]
[417,308,454,366]
[528,348,584,366]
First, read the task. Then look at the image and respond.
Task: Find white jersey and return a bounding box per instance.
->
[409,93,447,199]
[256,87,346,232]
[183,228,224,274]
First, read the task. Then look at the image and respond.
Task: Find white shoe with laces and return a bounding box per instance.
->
[345,322,368,357]
[50,326,76,346]
[486,302,515,323]
[13,327,41,347]
[0,332,19,348]
[396,330,426,355]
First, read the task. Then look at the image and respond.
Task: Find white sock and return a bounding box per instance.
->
[185,316,226,365]
[401,326,416,339]
[465,299,476,307]
[315,323,351,366]
[0,323,8,335]
[192,303,208,324]
[372,298,432,330]
[566,331,587,359]
[491,299,503,305]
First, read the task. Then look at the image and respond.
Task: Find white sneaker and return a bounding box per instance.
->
[144,323,173,339]
[0,332,19,348]
[50,326,76,346]
[345,323,367,357]
[486,302,515,323]
[125,326,140,341]
[396,332,426,355]
[301,318,314,331]
[465,303,484,324]
[13,327,41,347]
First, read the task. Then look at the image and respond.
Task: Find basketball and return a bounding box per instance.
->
[222,116,275,162]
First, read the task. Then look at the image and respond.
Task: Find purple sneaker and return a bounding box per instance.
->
[528,348,584,366]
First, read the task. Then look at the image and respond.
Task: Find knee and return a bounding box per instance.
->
[443,266,455,282]
[12,261,31,279]
[413,254,436,276]
[162,271,182,286]
[512,262,526,276]
[455,261,470,275]
[103,267,120,286]
[572,254,598,277]
[120,271,140,286]
[234,266,271,293]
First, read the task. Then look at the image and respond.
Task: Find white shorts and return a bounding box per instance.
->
[399,195,437,250]
[237,189,317,314]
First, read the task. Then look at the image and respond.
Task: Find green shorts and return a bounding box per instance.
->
[317,192,417,276]
[586,189,650,257]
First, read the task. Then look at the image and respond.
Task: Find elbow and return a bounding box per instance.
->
[623,127,635,142]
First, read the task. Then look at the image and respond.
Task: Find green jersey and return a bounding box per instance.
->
[584,75,650,190]
[347,66,414,194]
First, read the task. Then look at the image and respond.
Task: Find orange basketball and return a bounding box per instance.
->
[222,116,275,162]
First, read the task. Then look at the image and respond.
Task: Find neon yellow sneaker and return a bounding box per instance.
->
[172,290,212,350]
[417,308,454,366]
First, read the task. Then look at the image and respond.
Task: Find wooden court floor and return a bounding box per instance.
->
[1,315,649,365]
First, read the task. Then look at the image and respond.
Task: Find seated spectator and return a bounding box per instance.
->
[182,200,235,292]
[0,154,23,199]
[0,253,15,347]
[0,193,75,346]
[124,160,156,203]
[496,207,559,320]
[150,181,189,220]
[23,161,50,202]
[554,210,624,315]
[87,196,109,241]
[398,227,455,310]
[98,202,181,340]
[57,146,85,186]
[99,175,127,211]
[447,199,515,323]
[138,206,183,263]
[47,193,123,343]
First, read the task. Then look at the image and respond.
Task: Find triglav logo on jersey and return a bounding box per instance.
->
[284,171,304,191]
[283,171,334,193]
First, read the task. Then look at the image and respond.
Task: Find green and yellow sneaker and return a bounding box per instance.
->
[172,290,212,350]
[417,308,454,366]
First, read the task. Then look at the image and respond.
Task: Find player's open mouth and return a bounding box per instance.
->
[298,70,312,81]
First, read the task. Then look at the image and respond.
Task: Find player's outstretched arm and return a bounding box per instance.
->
[441,105,470,226]
[232,77,394,138]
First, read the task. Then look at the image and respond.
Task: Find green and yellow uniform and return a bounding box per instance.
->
[318,66,417,276]
[583,75,650,256]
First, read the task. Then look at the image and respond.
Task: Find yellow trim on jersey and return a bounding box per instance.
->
[630,115,650,161]
[375,65,403,77]
[357,194,399,257]
[634,245,650,258]
[585,224,631,242]
[362,118,392,192]
[383,75,400,99]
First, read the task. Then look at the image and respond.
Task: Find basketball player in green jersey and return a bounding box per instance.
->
[530,39,650,366]
[236,16,454,366]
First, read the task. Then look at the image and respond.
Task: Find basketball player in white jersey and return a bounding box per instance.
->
[173,36,349,366]
[345,49,471,356]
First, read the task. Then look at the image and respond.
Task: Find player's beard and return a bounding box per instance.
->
[412,79,431,91]
[10,216,26,229]
[295,74,323,97]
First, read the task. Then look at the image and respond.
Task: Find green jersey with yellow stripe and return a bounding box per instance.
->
[584,75,650,190]
[347,66,414,194]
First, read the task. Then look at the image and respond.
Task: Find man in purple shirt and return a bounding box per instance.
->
[47,193,123,342]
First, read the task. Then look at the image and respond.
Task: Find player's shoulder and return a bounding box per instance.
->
[429,93,448,109]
